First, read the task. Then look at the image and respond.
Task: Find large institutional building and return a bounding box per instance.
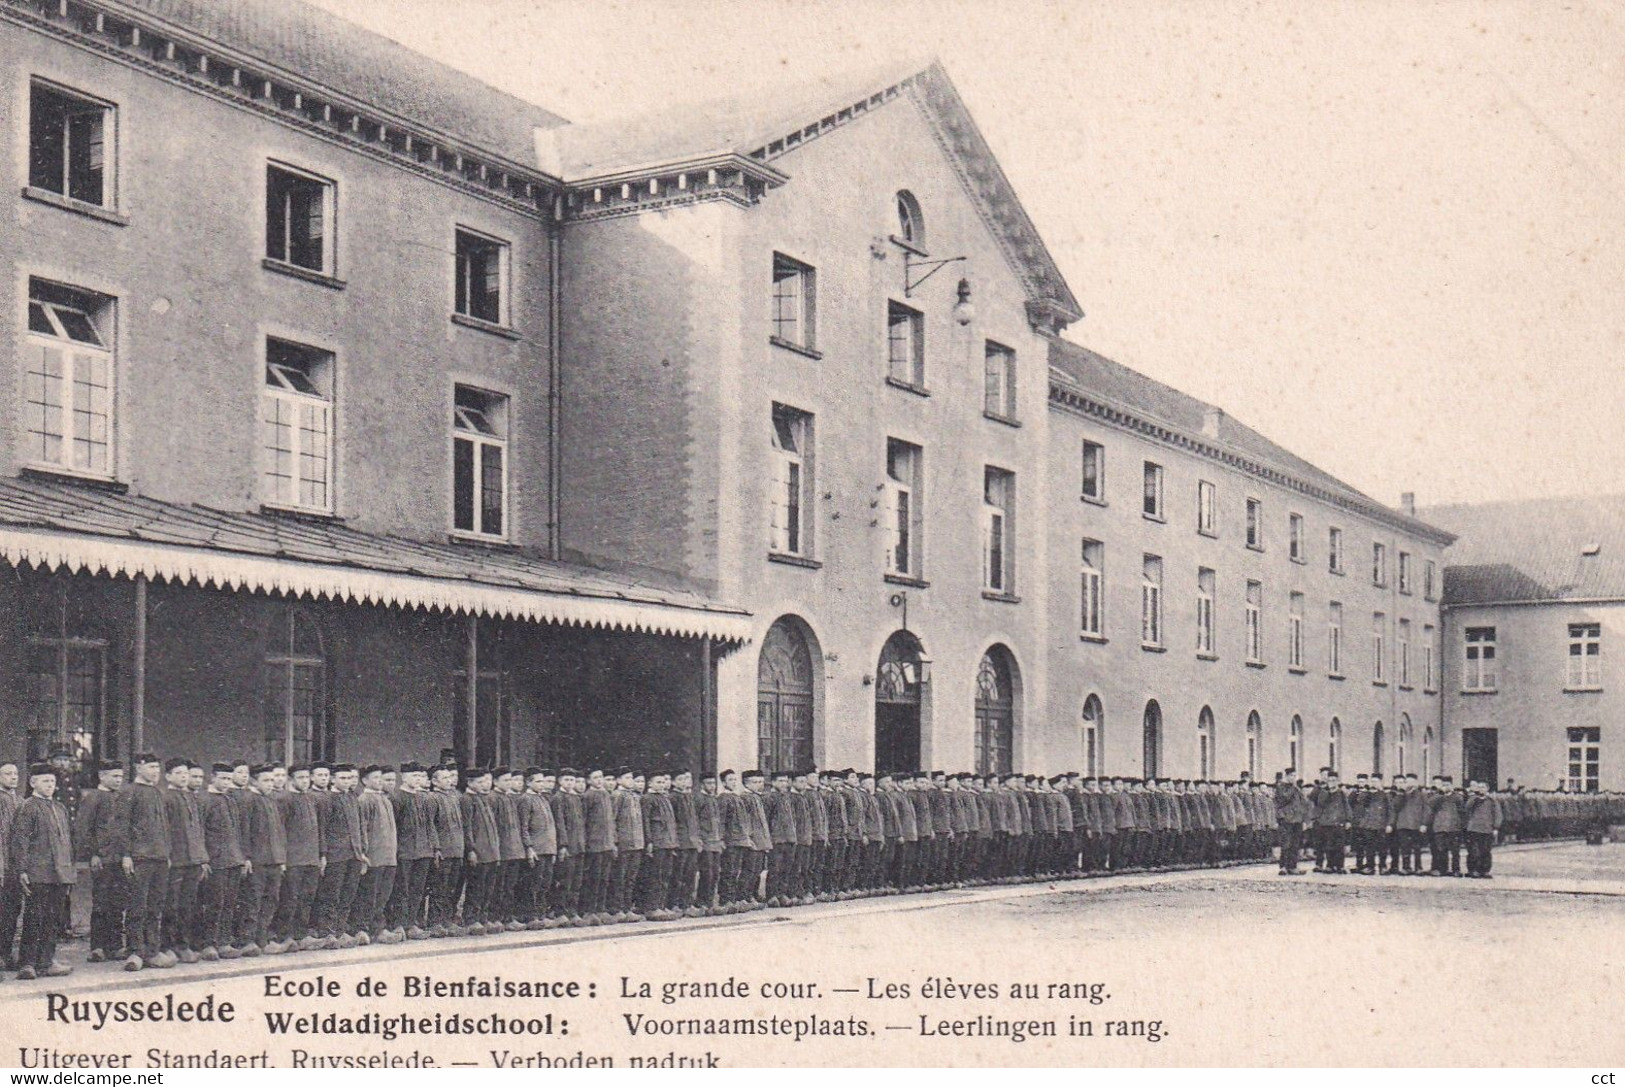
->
[2,0,1565,792]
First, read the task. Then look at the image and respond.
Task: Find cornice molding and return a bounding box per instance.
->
[5,0,560,219]
[557,154,786,224]
[1047,379,1457,547]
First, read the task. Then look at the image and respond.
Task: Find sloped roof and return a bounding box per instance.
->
[0,477,749,641]
[1421,495,1625,605]
[106,0,568,164]
[1049,338,1455,543]
[538,58,1082,324]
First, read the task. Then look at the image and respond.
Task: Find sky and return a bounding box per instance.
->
[308,0,1625,509]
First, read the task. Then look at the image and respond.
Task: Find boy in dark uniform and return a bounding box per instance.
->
[76,760,124,962]
[693,772,724,915]
[161,757,208,963]
[198,763,244,960]
[114,753,171,971]
[11,764,74,979]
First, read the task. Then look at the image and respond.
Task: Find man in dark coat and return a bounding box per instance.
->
[236,764,287,955]
[198,763,244,960]
[114,753,171,971]
[460,768,502,932]
[10,764,75,979]
[640,771,678,919]
[427,764,465,935]
[1429,776,1465,876]
[161,758,208,963]
[1311,770,1353,873]
[518,768,557,928]
[273,764,323,948]
[669,770,702,916]
[75,760,124,962]
[1464,780,1500,878]
[551,769,586,924]
[1274,770,1313,875]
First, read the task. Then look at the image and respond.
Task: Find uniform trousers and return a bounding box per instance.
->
[430,857,464,928]
[610,851,642,914]
[525,855,555,920]
[1316,826,1348,871]
[18,882,68,971]
[671,849,698,910]
[1394,829,1423,871]
[462,861,495,924]
[314,859,363,936]
[199,865,241,950]
[491,860,523,925]
[641,848,675,913]
[353,865,395,934]
[0,877,23,965]
[1279,822,1304,870]
[551,853,582,917]
[581,851,614,915]
[389,857,433,930]
[163,864,202,951]
[88,864,127,955]
[768,843,797,900]
[718,847,746,905]
[696,850,721,908]
[1431,832,1462,875]
[236,864,283,948]
[1465,832,1494,876]
[868,841,890,890]
[125,858,170,959]
[274,864,320,941]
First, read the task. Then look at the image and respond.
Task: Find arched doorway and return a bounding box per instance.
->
[1197,706,1215,780]
[1372,721,1386,776]
[1246,710,1262,780]
[757,617,816,775]
[875,630,924,775]
[1082,694,1104,776]
[1143,700,1163,778]
[1398,715,1413,776]
[974,646,1017,776]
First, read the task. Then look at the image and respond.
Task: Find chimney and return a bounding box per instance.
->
[1400,492,1416,517]
[1201,406,1224,439]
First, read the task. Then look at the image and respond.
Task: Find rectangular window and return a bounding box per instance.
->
[1373,612,1387,684]
[886,301,924,388]
[455,228,509,326]
[452,385,509,538]
[885,439,923,577]
[1399,618,1412,687]
[1197,480,1216,536]
[1328,602,1343,676]
[1141,554,1163,647]
[1329,527,1344,574]
[262,338,334,512]
[1372,542,1388,587]
[1081,441,1105,502]
[983,341,1016,420]
[1289,592,1305,669]
[1289,513,1305,563]
[982,467,1015,593]
[1464,626,1497,692]
[1566,727,1600,793]
[1143,462,1164,520]
[23,279,115,478]
[266,163,334,273]
[771,253,816,350]
[1081,540,1105,638]
[1245,497,1263,550]
[1245,580,1263,663]
[1398,551,1413,594]
[1567,623,1602,690]
[1424,560,1438,602]
[770,404,813,557]
[1196,567,1215,655]
[29,81,112,207]
[1423,624,1436,691]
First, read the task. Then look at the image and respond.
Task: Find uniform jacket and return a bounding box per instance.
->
[241,788,288,866]
[1430,791,1465,833]
[670,791,701,851]
[719,792,753,849]
[1393,789,1429,831]
[112,780,170,861]
[8,795,74,884]
[1312,786,1353,827]
[694,792,724,852]
[765,789,799,846]
[201,788,245,868]
[277,788,324,867]
[74,786,121,863]
[322,790,365,863]
[462,791,502,863]
[553,789,586,855]
[0,789,18,882]
[611,789,645,851]
[806,789,830,843]
[642,792,678,850]
[1355,790,1393,830]
[358,788,398,867]
[929,788,954,838]
[859,791,885,841]
[823,788,849,840]
[893,790,919,841]
[583,788,616,853]
[744,790,772,851]
[393,790,436,862]
[1274,781,1313,824]
[790,789,817,846]
[163,786,208,866]
[493,790,526,861]
[1052,791,1075,833]
[1465,794,1500,835]
[521,790,558,856]
[430,788,466,855]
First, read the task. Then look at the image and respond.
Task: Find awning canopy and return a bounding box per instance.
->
[0,477,751,644]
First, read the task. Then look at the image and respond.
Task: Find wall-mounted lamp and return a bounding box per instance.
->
[953,278,975,326]
[917,656,933,685]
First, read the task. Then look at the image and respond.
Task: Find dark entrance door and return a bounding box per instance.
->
[875,631,924,775]
[757,619,815,774]
[1143,700,1163,778]
[1461,728,1499,788]
[974,648,1014,776]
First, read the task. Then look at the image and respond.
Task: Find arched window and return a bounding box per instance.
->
[1290,714,1303,775]
[1246,710,1262,780]
[1197,706,1215,780]
[975,646,1017,776]
[1398,714,1413,776]
[895,190,924,249]
[1328,717,1342,775]
[1422,725,1435,781]
[1143,700,1163,778]
[265,607,328,764]
[758,617,817,775]
[1372,720,1385,776]
[1082,694,1104,776]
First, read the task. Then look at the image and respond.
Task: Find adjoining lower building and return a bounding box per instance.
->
[1424,495,1625,793]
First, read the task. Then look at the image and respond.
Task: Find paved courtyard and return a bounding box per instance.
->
[8,843,1622,1067]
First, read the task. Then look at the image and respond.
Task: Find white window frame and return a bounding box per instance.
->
[1081,540,1105,638]
[1424,560,1438,602]
[454,226,511,327]
[885,439,922,578]
[1372,541,1388,587]
[1081,441,1105,503]
[1245,580,1263,663]
[1141,555,1163,648]
[1463,626,1497,692]
[23,285,116,479]
[1328,602,1343,676]
[1423,624,1436,692]
[1197,708,1214,780]
[1398,618,1412,688]
[983,341,1016,421]
[266,161,335,275]
[1245,497,1263,550]
[1197,480,1216,536]
[886,300,924,389]
[1082,696,1103,777]
[1196,567,1215,656]
[1329,718,1343,774]
[1289,513,1305,563]
[1566,726,1600,793]
[770,404,812,558]
[1372,612,1387,684]
[260,338,334,514]
[1329,526,1344,574]
[1398,551,1413,594]
[1566,622,1602,690]
[771,252,816,350]
[982,467,1015,594]
[1142,462,1164,521]
[451,385,510,540]
[28,79,116,209]
[1288,592,1305,669]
